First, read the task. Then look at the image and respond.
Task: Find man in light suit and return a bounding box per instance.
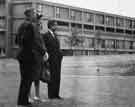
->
[43,20,63,99]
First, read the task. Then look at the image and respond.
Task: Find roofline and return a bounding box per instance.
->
[11,0,135,20]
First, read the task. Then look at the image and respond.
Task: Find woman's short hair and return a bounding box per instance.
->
[24,8,34,17]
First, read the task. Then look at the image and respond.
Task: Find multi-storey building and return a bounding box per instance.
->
[1,0,135,57]
[0,0,10,56]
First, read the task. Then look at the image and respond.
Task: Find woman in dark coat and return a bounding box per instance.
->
[16,8,48,106]
[29,13,48,102]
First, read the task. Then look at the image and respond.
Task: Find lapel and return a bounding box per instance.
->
[48,31,57,40]
[48,29,55,38]
[48,31,59,44]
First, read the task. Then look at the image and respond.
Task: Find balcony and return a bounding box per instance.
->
[56,25,69,31]
[0,28,6,32]
[106,27,115,33]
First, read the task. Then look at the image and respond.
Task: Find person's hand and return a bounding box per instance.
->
[43,52,49,61]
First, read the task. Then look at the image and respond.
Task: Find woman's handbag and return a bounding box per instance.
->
[40,61,51,83]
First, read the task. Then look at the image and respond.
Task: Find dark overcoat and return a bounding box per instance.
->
[16,20,46,81]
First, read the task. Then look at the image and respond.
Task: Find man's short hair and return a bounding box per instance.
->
[48,20,56,29]
[24,8,34,17]
[36,14,43,20]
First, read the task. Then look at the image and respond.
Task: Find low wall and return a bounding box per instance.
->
[62,54,135,75]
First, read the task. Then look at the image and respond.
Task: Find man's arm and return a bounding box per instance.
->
[32,24,49,60]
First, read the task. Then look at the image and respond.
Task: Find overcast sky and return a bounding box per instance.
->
[44,0,135,18]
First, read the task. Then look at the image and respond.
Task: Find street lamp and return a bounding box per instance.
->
[94,30,101,72]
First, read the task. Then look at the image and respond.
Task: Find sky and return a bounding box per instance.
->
[44,0,135,18]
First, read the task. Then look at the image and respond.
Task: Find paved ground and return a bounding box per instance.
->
[1,55,135,107]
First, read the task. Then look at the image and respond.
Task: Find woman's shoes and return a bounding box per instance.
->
[29,96,47,103]
[29,97,34,103]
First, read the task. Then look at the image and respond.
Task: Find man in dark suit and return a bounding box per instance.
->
[16,8,48,106]
[43,20,63,99]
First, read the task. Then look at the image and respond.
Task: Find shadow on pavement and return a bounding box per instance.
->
[31,98,88,107]
[117,71,135,76]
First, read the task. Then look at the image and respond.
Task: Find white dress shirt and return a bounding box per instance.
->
[48,29,55,38]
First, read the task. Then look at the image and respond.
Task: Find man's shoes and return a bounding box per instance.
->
[49,96,63,100]
[17,102,32,107]
[56,96,63,100]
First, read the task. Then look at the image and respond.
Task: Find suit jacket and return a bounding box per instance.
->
[42,31,62,59]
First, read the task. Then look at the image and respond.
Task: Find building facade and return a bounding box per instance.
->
[1,0,135,57]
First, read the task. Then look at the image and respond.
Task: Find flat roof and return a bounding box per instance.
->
[11,0,135,20]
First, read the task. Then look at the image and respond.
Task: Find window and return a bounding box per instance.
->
[55,7,69,19]
[115,40,119,49]
[12,3,32,17]
[57,21,69,26]
[59,36,69,49]
[116,29,124,33]
[115,40,125,49]
[0,1,5,9]
[116,18,124,27]
[42,5,54,17]
[83,38,89,48]
[105,40,109,48]
[70,10,82,21]
[96,39,105,48]
[101,40,105,48]
[75,11,82,21]
[106,27,115,32]
[119,40,124,49]
[0,0,5,5]
[105,16,115,26]
[133,42,135,49]
[84,13,94,23]
[71,23,82,30]
[70,10,75,20]
[125,19,132,29]
[95,14,104,25]
[133,20,135,29]
[0,16,5,29]
[0,33,6,50]
[125,30,132,34]
[105,40,115,49]
[88,38,94,48]
[57,21,69,30]
[59,8,69,19]
[95,26,104,31]
[110,40,115,48]
[124,41,130,49]
[130,41,133,49]
[84,24,94,30]
[56,7,60,18]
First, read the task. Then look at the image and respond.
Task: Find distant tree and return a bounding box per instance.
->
[94,30,101,55]
[65,27,84,48]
